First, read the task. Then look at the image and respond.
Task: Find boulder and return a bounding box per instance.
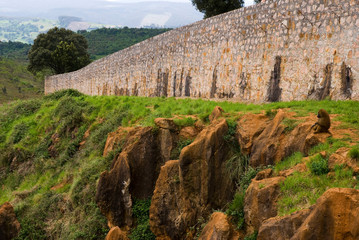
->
[237,113,269,155]
[180,119,234,214]
[154,118,178,131]
[103,127,136,157]
[0,202,20,240]
[292,188,359,240]
[198,212,239,240]
[244,176,285,233]
[179,126,199,140]
[150,119,235,239]
[250,110,287,167]
[96,127,161,228]
[209,106,224,123]
[149,160,183,240]
[328,147,359,174]
[257,209,311,240]
[105,226,129,240]
[158,128,175,162]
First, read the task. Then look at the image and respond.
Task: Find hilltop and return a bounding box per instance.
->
[0,91,359,239]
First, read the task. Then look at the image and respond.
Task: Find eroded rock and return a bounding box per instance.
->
[96,127,161,228]
[105,226,129,240]
[257,209,311,240]
[209,106,224,123]
[0,202,20,240]
[149,160,183,240]
[292,188,359,240]
[328,147,359,174]
[198,212,239,240]
[244,176,285,233]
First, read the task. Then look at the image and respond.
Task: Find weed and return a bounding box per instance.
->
[226,191,245,229]
[129,198,156,240]
[282,118,301,133]
[265,109,277,119]
[244,232,258,240]
[170,139,193,160]
[308,154,329,175]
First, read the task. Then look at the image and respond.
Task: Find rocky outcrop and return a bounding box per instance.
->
[244,176,285,233]
[150,119,235,238]
[237,113,269,155]
[155,118,178,162]
[105,227,129,240]
[0,202,20,240]
[103,127,136,157]
[257,209,311,240]
[149,160,182,240]
[96,127,161,228]
[328,147,359,174]
[292,188,359,240]
[257,188,359,240]
[198,212,239,240]
[238,110,330,167]
[209,106,224,123]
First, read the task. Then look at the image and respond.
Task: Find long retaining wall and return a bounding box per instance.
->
[45,0,359,102]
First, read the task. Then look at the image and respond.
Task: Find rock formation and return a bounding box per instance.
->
[198,212,239,240]
[0,202,21,240]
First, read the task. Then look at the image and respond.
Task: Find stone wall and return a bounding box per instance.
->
[45,0,359,102]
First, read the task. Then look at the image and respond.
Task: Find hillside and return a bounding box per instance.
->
[79,27,171,60]
[0,58,43,104]
[1,91,359,239]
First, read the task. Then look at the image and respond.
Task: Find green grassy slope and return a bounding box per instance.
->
[0,91,358,239]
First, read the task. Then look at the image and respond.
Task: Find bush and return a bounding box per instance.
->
[348,147,359,160]
[226,191,245,229]
[9,122,29,144]
[308,155,329,175]
[44,89,84,100]
[129,198,155,240]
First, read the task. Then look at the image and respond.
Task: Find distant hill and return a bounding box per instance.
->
[80,27,171,60]
[0,58,43,103]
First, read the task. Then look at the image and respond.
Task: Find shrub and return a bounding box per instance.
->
[170,139,193,160]
[129,198,155,240]
[226,191,245,229]
[308,154,329,175]
[348,147,359,160]
[8,122,29,144]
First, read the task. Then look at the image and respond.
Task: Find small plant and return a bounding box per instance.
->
[348,147,359,160]
[170,139,193,160]
[244,231,258,240]
[282,118,300,133]
[226,191,245,229]
[129,198,156,240]
[265,109,277,119]
[308,154,329,175]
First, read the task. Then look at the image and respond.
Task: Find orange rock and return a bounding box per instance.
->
[103,127,136,157]
[237,113,269,156]
[0,202,20,240]
[244,176,285,233]
[105,227,129,240]
[149,160,182,239]
[257,209,311,240]
[292,188,359,240]
[154,118,178,131]
[328,147,359,174]
[96,127,162,228]
[199,212,239,240]
[209,106,224,123]
[179,126,199,139]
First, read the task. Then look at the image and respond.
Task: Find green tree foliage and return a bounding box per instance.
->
[191,0,244,18]
[254,0,262,3]
[28,27,91,75]
[79,27,171,60]
[0,41,31,60]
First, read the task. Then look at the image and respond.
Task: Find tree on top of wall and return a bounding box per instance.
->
[191,0,245,18]
[28,27,91,75]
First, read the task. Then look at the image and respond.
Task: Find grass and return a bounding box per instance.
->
[274,152,303,173]
[1,91,359,239]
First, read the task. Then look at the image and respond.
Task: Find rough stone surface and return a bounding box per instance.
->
[198,212,239,240]
[179,126,199,140]
[250,110,287,167]
[46,0,359,103]
[292,188,359,240]
[149,160,183,240]
[237,113,269,155]
[244,176,285,233]
[103,127,136,157]
[150,119,235,239]
[96,127,161,228]
[328,147,359,174]
[209,106,224,123]
[105,227,129,240]
[257,209,311,240]
[0,202,21,240]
